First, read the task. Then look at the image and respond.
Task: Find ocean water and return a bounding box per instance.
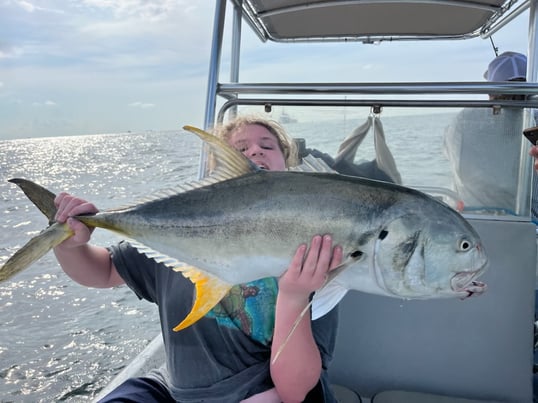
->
[0,113,458,402]
[0,131,201,402]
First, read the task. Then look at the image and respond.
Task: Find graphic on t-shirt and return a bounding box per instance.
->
[207,277,278,344]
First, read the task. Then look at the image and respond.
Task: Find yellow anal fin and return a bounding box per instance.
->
[172,265,232,331]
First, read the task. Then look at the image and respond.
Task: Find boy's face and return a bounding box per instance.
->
[228,124,287,171]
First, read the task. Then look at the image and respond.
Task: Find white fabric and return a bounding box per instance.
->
[443,107,524,212]
[335,114,402,184]
[311,280,349,320]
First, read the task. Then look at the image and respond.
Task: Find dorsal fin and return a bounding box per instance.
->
[104,126,260,213]
[183,125,260,179]
[107,178,224,212]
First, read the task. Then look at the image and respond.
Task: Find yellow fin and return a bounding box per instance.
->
[183,125,259,179]
[172,265,232,331]
[122,242,233,331]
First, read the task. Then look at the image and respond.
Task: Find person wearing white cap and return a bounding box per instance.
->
[444,51,533,219]
[484,51,527,83]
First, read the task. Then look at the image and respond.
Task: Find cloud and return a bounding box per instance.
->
[0,1,528,140]
[14,0,36,12]
[32,100,57,107]
[129,101,155,109]
[12,0,65,14]
[0,44,23,59]
[80,0,185,21]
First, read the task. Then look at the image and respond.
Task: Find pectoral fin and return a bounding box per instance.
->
[172,265,232,331]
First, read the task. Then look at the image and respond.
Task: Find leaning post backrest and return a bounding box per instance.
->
[330,218,536,402]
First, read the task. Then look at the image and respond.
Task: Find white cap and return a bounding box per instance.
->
[484,51,527,81]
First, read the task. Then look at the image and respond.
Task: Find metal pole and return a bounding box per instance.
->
[516,0,538,216]
[200,0,227,179]
[229,1,242,119]
[203,0,226,131]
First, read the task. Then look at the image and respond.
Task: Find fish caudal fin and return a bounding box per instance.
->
[172,265,232,331]
[0,222,73,282]
[0,179,72,282]
[8,178,58,222]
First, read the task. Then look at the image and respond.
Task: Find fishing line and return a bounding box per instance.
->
[489,36,499,57]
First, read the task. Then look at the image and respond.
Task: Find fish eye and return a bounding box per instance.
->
[459,238,472,251]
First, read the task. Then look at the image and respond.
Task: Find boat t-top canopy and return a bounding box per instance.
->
[232,0,530,42]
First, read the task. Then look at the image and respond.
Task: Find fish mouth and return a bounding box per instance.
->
[451,271,487,298]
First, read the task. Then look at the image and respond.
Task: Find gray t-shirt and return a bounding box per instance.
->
[109,241,338,402]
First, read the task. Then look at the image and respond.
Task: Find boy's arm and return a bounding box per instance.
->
[53,193,124,288]
[270,235,342,402]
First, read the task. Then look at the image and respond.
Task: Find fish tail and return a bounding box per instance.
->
[8,178,58,222]
[0,179,73,282]
[0,222,73,282]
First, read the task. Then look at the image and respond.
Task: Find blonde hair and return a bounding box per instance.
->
[212,114,299,167]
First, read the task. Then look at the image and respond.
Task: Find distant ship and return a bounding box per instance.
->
[279,110,298,124]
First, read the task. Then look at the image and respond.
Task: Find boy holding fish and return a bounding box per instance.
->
[53,115,343,403]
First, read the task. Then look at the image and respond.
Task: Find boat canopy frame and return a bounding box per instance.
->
[204,0,538,126]
[202,0,538,217]
[204,0,538,128]
[229,0,530,43]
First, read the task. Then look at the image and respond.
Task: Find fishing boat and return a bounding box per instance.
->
[95,1,538,402]
[279,110,298,124]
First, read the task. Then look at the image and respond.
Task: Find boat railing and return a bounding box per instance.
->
[217,81,538,96]
[207,81,538,221]
[217,97,538,123]
[214,81,538,123]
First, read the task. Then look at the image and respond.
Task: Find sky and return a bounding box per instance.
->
[0,0,531,140]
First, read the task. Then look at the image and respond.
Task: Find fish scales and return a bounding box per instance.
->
[78,170,477,289]
[0,125,488,332]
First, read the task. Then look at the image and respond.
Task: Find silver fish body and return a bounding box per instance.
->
[82,169,486,299]
[0,126,488,330]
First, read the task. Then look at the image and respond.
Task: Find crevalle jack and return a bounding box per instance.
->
[0,126,488,336]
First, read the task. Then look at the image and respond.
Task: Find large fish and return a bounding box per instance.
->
[0,126,487,334]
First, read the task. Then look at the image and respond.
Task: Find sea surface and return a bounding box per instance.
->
[0,113,457,402]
